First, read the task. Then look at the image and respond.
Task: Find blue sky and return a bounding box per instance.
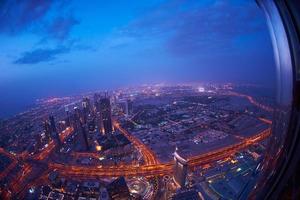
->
[0,0,276,117]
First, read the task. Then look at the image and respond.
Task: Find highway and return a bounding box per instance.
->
[1,127,74,197]
[228,91,274,112]
[3,124,269,199]
[47,127,271,178]
[0,148,18,181]
[114,121,159,165]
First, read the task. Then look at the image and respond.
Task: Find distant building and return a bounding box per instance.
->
[87,116,96,133]
[118,99,133,116]
[35,134,42,151]
[100,96,113,134]
[107,177,131,200]
[80,123,90,151]
[49,115,61,146]
[94,94,104,134]
[127,99,133,115]
[173,148,188,188]
[74,106,82,126]
[65,106,71,127]
[95,111,104,134]
[82,97,91,123]
[43,120,52,142]
[118,100,129,116]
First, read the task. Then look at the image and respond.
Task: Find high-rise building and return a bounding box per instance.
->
[49,115,61,146]
[100,96,113,134]
[87,115,96,133]
[173,148,188,188]
[73,107,82,129]
[82,97,91,123]
[94,94,104,134]
[118,100,129,116]
[43,120,52,142]
[35,134,42,152]
[80,123,90,151]
[65,106,71,127]
[127,99,133,115]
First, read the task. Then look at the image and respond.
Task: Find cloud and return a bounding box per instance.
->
[0,0,82,64]
[14,46,70,65]
[44,15,80,41]
[118,0,266,56]
[13,39,95,65]
[0,0,53,34]
[166,1,265,56]
[0,0,78,41]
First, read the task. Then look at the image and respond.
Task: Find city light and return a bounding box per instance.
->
[198,87,205,92]
[28,187,35,194]
[96,145,102,151]
[0,0,279,199]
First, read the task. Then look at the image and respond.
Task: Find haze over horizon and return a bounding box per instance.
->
[0,0,276,118]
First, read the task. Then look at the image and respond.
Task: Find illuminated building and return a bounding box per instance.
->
[74,106,82,123]
[49,115,61,146]
[100,96,113,134]
[87,116,96,133]
[173,148,188,188]
[65,106,71,127]
[94,94,104,134]
[80,124,90,151]
[95,111,104,134]
[82,97,91,123]
[35,134,42,152]
[118,99,133,116]
[127,99,133,115]
[43,120,52,142]
[118,100,129,116]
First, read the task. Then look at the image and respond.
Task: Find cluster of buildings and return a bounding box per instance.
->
[0,84,273,200]
[117,85,270,163]
[27,176,134,200]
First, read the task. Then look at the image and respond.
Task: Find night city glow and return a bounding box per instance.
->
[0,1,281,200]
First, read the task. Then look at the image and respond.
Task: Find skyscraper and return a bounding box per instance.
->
[73,106,82,129]
[65,106,71,127]
[118,100,129,116]
[82,97,91,123]
[43,120,52,142]
[80,123,90,151]
[49,115,61,146]
[173,148,188,188]
[100,96,113,134]
[127,99,133,115]
[94,94,104,134]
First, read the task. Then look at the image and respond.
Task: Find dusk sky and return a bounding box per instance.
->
[0,0,276,118]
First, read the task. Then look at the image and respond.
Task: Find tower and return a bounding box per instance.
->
[49,115,61,146]
[173,148,188,188]
[43,120,52,142]
[65,106,71,127]
[100,95,113,134]
[94,94,104,134]
[119,100,129,117]
[80,123,90,151]
[127,99,133,115]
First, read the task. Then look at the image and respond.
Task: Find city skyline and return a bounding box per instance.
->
[0,0,276,118]
[0,83,273,199]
